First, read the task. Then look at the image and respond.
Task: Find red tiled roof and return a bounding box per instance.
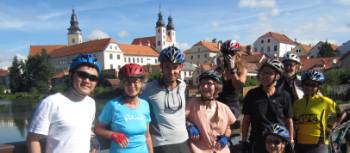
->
[118,44,159,56]
[300,56,338,71]
[50,38,116,58]
[299,43,313,53]
[29,45,66,56]
[241,53,265,63]
[194,41,220,52]
[131,36,156,48]
[0,69,9,77]
[260,32,295,45]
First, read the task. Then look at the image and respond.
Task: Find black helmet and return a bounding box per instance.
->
[199,70,222,84]
[261,59,284,75]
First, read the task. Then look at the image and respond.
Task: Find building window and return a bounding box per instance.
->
[268,39,270,43]
[204,54,208,58]
[261,47,264,52]
[133,57,135,63]
[128,57,131,62]
[141,58,143,63]
[110,64,113,69]
[267,46,270,52]
[158,29,160,33]
[137,58,139,63]
[124,57,126,62]
[155,59,157,63]
[191,56,193,60]
[72,38,75,43]
[168,32,171,36]
[261,40,264,44]
[274,45,278,51]
[118,65,121,70]
[197,48,200,52]
[157,41,160,46]
[110,46,112,49]
[197,54,200,59]
[117,54,120,60]
[109,53,113,59]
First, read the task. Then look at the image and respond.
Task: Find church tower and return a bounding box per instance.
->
[155,11,166,52]
[166,15,176,46]
[67,9,82,46]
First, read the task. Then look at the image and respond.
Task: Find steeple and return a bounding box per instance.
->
[156,11,165,27]
[68,9,81,34]
[166,15,174,30]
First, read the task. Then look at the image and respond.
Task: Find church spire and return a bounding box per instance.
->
[68,9,81,34]
[166,15,174,30]
[156,11,165,27]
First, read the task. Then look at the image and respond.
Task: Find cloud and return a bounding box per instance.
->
[176,42,191,51]
[211,21,219,28]
[87,29,110,40]
[337,0,350,5]
[239,0,276,8]
[118,30,129,38]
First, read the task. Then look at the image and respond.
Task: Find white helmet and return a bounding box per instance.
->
[282,52,300,64]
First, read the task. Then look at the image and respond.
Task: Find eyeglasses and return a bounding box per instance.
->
[303,82,319,87]
[76,71,98,82]
[164,87,183,114]
[124,78,142,86]
[259,70,276,76]
[200,81,215,87]
[266,138,283,145]
[284,62,297,67]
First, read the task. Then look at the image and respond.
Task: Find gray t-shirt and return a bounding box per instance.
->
[141,79,188,146]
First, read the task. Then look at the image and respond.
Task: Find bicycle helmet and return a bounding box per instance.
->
[159,45,185,64]
[301,70,325,84]
[282,52,301,64]
[261,59,284,75]
[69,53,102,76]
[220,40,241,55]
[118,63,145,80]
[199,70,223,84]
[264,123,290,142]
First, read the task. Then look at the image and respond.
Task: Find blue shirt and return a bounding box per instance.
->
[98,96,151,153]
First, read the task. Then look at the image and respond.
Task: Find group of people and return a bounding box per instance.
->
[26,39,344,153]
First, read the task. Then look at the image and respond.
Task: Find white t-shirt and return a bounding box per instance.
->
[28,92,96,153]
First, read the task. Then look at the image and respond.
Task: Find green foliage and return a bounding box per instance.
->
[244,77,259,87]
[318,41,336,57]
[9,56,26,92]
[148,72,162,82]
[323,68,350,85]
[0,84,5,94]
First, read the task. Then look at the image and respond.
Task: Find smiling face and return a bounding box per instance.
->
[199,78,216,99]
[161,61,183,83]
[265,135,286,153]
[283,60,299,77]
[259,66,278,87]
[123,78,143,97]
[72,65,99,96]
[302,80,320,96]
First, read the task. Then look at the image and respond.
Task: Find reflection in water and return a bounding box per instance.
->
[0,98,108,144]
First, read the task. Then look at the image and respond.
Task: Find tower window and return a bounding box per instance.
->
[158,29,160,33]
[274,45,278,51]
[168,32,171,36]
[110,64,113,69]
[261,40,264,44]
[72,38,75,43]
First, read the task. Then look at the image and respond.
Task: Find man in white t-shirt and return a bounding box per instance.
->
[26,54,101,153]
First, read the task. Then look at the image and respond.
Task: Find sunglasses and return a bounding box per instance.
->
[76,71,98,82]
[303,82,319,87]
[266,138,283,145]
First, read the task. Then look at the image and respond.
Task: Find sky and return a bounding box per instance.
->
[1,0,350,68]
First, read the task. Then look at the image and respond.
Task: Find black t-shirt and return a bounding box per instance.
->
[242,86,293,142]
[277,77,298,103]
[218,79,241,116]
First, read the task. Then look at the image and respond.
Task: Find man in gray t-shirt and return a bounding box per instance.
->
[141,46,191,153]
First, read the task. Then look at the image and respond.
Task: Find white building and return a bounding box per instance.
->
[132,11,176,52]
[307,41,338,57]
[337,40,350,56]
[185,40,220,65]
[29,9,159,73]
[253,32,295,57]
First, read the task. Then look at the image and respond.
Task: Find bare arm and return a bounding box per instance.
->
[332,112,346,129]
[284,118,294,143]
[27,133,44,153]
[241,115,251,141]
[95,123,114,139]
[145,124,154,153]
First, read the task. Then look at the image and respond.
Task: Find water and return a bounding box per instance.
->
[0,98,108,147]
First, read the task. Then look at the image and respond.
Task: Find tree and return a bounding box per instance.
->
[23,49,54,93]
[9,56,25,92]
[318,41,336,57]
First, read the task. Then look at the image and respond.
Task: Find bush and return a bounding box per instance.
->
[244,77,259,87]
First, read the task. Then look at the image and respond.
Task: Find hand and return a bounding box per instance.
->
[186,122,200,141]
[223,54,237,74]
[240,141,250,153]
[111,132,128,148]
[216,135,229,149]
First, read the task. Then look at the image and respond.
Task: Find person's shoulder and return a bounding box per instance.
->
[246,86,262,95]
[316,95,335,104]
